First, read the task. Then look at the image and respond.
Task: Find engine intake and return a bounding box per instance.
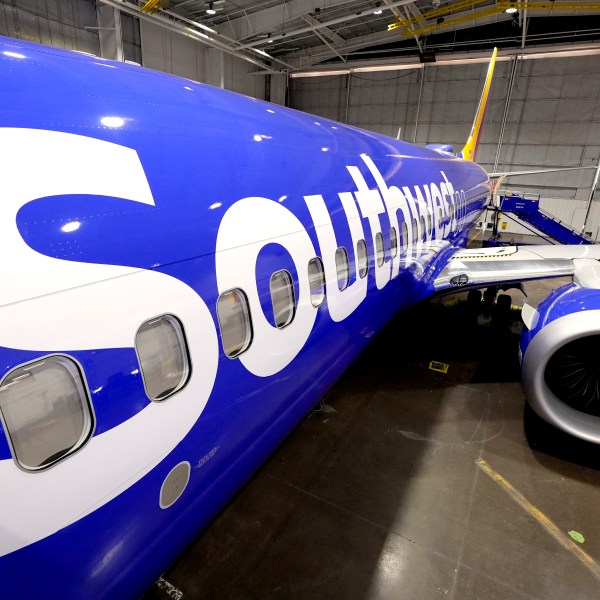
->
[521,285,600,443]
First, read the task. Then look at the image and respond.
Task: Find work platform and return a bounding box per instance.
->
[498,193,592,246]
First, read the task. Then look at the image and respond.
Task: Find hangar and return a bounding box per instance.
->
[1,1,600,598]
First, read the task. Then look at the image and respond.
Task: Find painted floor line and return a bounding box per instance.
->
[476,459,600,581]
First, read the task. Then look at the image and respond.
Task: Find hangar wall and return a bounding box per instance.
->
[139,21,265,99]
[0,0,99,54]
[290,56,600,239]
[0,0,266,100]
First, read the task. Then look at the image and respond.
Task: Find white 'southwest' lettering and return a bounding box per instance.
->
[304,192,368,321]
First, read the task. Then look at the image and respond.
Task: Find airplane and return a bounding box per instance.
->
[1,35,600,598]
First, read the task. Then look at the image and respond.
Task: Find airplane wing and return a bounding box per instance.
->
[434,245,600,292]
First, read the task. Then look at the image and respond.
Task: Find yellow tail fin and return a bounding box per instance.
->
[459,47,498,162]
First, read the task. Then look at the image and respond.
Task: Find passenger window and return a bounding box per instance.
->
[375,232,385,266]
[308,258,326,307]
[270,270,296,328]
[356,239,368,279]
[335,247,350,290]
[0,355,94,471]
[217,289,253,358]
[390,227,398,258]
[401,221,408,253]
[136,315,191,401]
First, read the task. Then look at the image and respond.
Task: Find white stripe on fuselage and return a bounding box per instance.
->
[0,129,473,556]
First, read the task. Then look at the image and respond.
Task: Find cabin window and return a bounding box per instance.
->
[217,289,253,358]
[356,239,368,279]
[270,270,296,328]
[308,258,326,307]
[0,355,94,471]
[390,227,398,258]
[335,247,350,290]
[401,221,408,253]
[136,315,191,401]
[375,232,385,267]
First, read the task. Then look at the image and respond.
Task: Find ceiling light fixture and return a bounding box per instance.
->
[206,2,216,15]
[374,2,383,13]
[505,6,518,13]
[291,46,600,78]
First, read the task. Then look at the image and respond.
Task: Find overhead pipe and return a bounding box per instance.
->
[99,0,280,73]
[236,0,416,50]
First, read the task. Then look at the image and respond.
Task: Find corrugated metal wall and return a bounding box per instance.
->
[0,1,266,100]
[0,0,99,54]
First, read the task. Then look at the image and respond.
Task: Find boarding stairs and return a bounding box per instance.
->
[498,192,593,245]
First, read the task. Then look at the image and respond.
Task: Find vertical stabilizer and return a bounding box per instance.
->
[459,47,498,162]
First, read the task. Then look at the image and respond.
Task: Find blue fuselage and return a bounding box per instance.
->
[0,36,490,597]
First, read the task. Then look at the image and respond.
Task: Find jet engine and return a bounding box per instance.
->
[521,283,600,443]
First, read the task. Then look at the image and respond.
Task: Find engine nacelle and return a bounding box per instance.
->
[521,283,600,443]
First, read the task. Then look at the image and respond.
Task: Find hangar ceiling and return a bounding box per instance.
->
[109,0,600,72]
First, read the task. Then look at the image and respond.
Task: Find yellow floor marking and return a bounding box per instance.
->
[476,459,600,580]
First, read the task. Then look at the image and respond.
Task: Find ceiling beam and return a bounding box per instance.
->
[302,13,345,45]
[235,0,416,50]
[214,0,356,43]
[98,0,282,72]
[282,6,600,69]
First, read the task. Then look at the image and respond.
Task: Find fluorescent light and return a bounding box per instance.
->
[353,63,422,72]
[206,9,216,14]
[290,69,350,78]
[374,9,383,14]
[436,55,511,65]
[522,48,600,60]
[291,45,600,78]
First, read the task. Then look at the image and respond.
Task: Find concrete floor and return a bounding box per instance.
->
[144,272,600,600]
